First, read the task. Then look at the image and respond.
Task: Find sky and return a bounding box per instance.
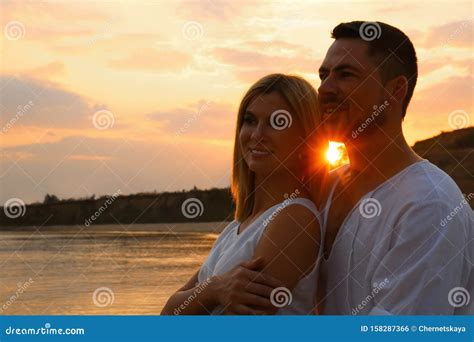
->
[1,0,473,204]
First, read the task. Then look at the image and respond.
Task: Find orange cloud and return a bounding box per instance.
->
[1,135,232,204]
[147,99,236,140]
[213,47,315,70]
[418,57,471,76]
[108,48,193,72]
[422,20,473,49]
[413,75,473,115]
[67,154,114,161]
[175,0,258,20]
[212,46,318,84]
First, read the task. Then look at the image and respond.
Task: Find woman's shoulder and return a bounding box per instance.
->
[280,197,321,226]
[220,220,239,235]
[264,198,321,237]
[211,220,238,245]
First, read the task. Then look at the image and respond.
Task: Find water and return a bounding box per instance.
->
[0,222,228,314]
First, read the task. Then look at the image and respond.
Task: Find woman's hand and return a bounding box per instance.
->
[210,257,284,315]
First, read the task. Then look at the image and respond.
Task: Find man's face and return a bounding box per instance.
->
[318,38,389,142]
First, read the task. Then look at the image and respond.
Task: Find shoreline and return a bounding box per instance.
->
[0,221,230,233]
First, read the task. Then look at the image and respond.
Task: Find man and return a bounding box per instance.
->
[316,21,472,315]
[214,21,472,315]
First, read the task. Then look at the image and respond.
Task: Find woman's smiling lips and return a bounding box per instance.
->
[248,147,272,157]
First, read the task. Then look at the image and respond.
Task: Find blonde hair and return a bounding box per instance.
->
[231,74,327,222]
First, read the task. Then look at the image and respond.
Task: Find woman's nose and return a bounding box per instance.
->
[250,121,267,141]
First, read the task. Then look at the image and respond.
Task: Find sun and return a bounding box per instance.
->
[325,141,348,167]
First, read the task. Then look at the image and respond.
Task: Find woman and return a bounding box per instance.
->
[161,74,327,315]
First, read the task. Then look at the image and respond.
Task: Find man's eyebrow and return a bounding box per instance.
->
[319,64,360,73]
[318,66,329,74]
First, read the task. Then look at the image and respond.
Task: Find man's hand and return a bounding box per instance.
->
[212,257,284,315]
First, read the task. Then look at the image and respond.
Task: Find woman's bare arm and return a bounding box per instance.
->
[248,204,321,314]
[160,270,218,315]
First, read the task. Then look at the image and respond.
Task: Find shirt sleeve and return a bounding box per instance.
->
[368,199,472,315]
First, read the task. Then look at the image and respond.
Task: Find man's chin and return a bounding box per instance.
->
[322,126,348,143]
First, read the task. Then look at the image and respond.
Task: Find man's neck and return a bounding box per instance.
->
[345,128,423,183]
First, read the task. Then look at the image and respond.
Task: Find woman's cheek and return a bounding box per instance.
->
[239,129,249,147]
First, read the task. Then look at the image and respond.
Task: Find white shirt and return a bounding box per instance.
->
[198,197,323,315]
[321,160,473,315]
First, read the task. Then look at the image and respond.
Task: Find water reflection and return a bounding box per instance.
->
[0,222,225,314]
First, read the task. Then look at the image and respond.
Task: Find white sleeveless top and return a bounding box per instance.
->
[198,197,323,315]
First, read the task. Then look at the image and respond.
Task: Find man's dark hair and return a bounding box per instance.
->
[331,21,418,118]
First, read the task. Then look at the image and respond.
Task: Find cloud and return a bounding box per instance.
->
[2,2,111,45]
[67,154,113,161]
[2,1,106,22]
[412,75,473,115]
[1,134,232,204]
[108,48,193,72]
[0,75,97,129]
[175,0,258,20]
[212,46,318,83]
[422,20,473,49]
[374,3,421,13]
[147,99,236,140]
[243,40,314,55]
[418,57,471,75]
[24,61,66,79]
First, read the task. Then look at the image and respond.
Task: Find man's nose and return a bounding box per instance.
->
[318,74,338,97]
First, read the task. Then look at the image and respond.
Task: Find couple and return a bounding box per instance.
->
[162,21,473,315]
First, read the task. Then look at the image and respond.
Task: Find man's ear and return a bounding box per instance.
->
[386,75,408,106]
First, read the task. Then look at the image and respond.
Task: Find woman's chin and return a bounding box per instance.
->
[247,163,273,176]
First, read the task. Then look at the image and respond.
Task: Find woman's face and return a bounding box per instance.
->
[239,91,306,177]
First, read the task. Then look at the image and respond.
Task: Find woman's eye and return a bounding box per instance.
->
[243,116,255,124]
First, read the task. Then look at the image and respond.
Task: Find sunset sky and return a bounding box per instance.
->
[1,0,473,204]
